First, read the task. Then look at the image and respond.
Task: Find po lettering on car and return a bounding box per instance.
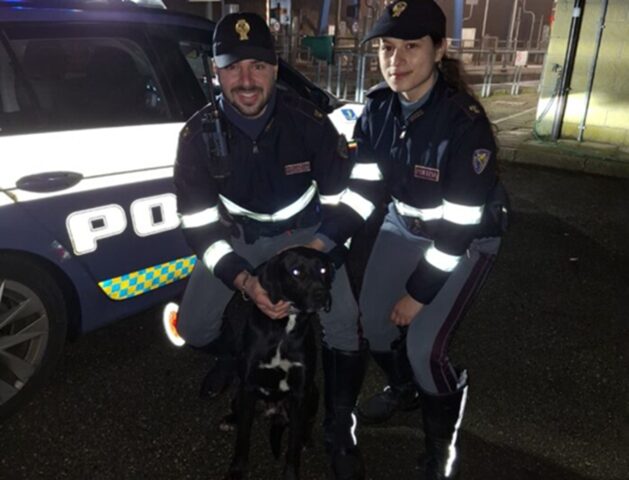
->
[65,193,179,255]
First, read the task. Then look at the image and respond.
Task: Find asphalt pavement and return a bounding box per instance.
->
[1,95,627,480]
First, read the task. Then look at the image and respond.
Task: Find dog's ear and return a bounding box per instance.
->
[326,244,348,270]
[258,255,284,304]
[322,253,336,284]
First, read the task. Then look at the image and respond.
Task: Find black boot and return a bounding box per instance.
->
[356,336,420,424]
[197,336,237,399]
[421,380,469,480]
[199,355,236,399]
[322,343,367,480]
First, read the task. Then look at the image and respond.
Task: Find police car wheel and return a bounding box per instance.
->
[0,255,67,420]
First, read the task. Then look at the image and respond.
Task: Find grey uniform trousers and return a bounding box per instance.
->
[360,203,501,395]
[176,225,361,352]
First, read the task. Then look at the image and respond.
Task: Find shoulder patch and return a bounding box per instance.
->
[450,92,485,121]
[179,106,211,141]
[366,81,391,99]
[282,92,325,124]
[180,125,191,140]
[472,149,491,174]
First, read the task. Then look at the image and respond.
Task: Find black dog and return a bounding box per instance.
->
[222,246,335,480]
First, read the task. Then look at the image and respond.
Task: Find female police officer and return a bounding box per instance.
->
[349,1,507,478]
[172,12,372,479]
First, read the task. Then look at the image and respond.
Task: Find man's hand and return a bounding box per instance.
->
[234,271,290,319]
[278,238,325,254]
[390,294,424,326]
[304,237,326,252]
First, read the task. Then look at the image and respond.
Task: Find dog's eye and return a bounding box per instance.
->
[291,268,301,277]
[320,267,327,275]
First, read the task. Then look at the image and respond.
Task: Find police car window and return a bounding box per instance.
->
[0,35,26,133]
[0,34,169,135]
[178,41,214,102]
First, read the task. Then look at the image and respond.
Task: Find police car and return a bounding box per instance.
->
[0,0,363,419]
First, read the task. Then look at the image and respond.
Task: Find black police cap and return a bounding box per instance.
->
[362,0,446,44]
[213,12,277,68]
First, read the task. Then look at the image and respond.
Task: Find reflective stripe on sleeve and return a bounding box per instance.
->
[341,188,375,220]
[442,200,484,225]
[319,192,344,205]
[180,206,220,229]
[350,163,383,181]
[219,182,317,222]
[392,197,443,221]
[425,244,461,272]
[202,240,233,273]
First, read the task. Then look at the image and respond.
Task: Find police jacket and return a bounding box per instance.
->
[350,75,502,304]
[174,87,371,289]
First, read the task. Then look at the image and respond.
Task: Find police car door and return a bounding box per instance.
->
[0,22,193,301]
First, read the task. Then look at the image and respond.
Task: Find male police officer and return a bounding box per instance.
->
[173,12,373,479]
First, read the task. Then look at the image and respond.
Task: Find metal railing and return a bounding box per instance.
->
[285,35,548,103]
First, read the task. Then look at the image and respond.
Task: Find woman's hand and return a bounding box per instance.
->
[237,272,290,319]
[390,294,424,326]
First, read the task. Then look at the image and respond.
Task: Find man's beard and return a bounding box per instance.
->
[229,86,266,117]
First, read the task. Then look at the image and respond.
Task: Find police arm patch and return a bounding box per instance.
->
[472,149,491,174]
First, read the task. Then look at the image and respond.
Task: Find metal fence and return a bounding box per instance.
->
[281,35,547,103]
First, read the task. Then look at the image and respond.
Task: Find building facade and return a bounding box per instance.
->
[536,0,629,145]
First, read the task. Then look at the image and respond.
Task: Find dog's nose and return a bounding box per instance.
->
[307,288,332,313]
[311,288,327,304]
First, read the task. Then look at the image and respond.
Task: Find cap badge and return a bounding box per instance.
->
[392,1,408,17]
[235,19,250,41]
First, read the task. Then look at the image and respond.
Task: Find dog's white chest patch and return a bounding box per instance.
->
[285,313,297,333]
[258,315,303,392]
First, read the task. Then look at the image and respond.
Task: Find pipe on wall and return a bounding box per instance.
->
[550,0,586,141]
[317,0,332,35]
[481,0,491,39]
[578,0,609,142]
[521,0,537,48]
[453,0,464,47]
[507,0,519,49]
[464,2,475,21]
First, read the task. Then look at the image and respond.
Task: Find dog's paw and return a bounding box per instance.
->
[219,413,237,432]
